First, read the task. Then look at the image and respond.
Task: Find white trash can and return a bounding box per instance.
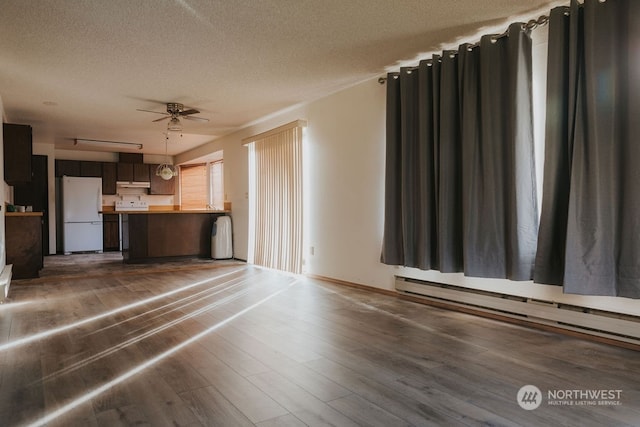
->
[212,216,233,259]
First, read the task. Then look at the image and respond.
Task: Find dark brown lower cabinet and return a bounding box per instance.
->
[6,214,43,279]
[122,212,223,263]
[103,214,120,251]
[14,155,50,255]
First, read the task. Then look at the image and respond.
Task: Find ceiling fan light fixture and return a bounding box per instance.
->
[167,117,182,132]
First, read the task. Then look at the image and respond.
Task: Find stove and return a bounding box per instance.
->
[115,200,149,212]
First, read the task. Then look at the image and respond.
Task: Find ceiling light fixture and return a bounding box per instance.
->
[156,134,178,180]
[75,139,143,150]
[167,116,182,132]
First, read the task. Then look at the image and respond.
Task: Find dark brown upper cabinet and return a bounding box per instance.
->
[133,163,150,182]
[102,162,117,195]
[3,123,32,184]
[118,152,143,164]
[117,162,134,182]
[79,161,102,177]
[149,164,176,195]
[55,159,80,177]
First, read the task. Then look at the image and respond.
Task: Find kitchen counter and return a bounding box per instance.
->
[121,211,229,263]
[6,211,44,217]
[101,205,229,215]
[111,209,229,215]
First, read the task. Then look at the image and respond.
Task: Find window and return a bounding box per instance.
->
[209,160,224,210]
[179,159,224,210]
[180,164,207,210]
[247,121,305,273]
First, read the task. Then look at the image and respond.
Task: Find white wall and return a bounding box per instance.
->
[304,80,390,285]
[0,95,6,269]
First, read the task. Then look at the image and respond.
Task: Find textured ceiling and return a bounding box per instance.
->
[0,0,564,156]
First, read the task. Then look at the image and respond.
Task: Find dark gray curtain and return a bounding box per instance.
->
[381,74,404,266]
[381,23,539,281]
[532,6,572,287]
[534,0,640,298]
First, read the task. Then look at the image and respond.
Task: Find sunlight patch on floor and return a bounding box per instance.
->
[25,278,299,427]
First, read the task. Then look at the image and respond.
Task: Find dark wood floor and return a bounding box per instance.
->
[1,254,639,426]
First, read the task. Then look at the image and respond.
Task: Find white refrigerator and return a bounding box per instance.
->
[61,176,103,254]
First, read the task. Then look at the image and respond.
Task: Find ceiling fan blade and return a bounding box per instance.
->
[136,108,170,115]
[180,109,200,116]
[183,116,210,122]
[152,116,171,122]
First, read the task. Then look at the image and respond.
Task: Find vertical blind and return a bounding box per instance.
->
[248,123,304,274]
[210,160,224,209]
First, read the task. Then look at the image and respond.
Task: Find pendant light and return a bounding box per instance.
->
[156,134,178,180]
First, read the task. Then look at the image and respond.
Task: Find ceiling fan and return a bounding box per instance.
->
[137,102,209,132]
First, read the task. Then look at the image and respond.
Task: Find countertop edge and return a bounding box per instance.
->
[101,210,230,215]
[6,212,44,217]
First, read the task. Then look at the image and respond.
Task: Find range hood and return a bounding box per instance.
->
[116,181,150,188]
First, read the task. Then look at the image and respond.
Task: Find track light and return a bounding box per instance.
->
[75,139,143,150]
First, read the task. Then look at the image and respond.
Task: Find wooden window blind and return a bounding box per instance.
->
[180,164,207,210]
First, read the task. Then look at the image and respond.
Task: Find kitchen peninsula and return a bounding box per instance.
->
[119,209,229,263]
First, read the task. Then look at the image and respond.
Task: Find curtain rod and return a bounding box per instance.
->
[378,14,550,85]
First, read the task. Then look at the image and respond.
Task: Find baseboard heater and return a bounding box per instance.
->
[395,276,640,346]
